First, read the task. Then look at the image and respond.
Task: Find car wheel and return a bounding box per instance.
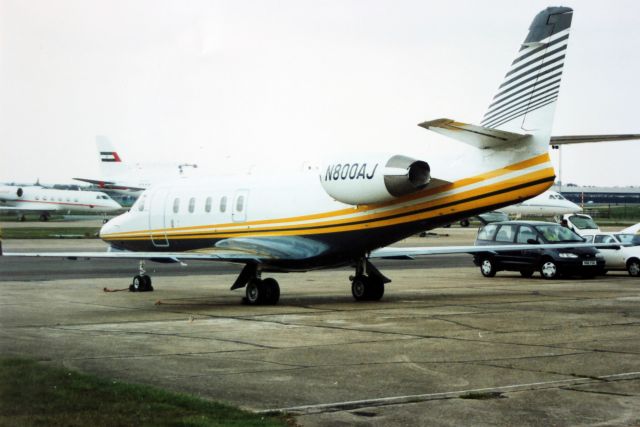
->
[627,258,640,277]
[480,257,496,277]
[520,269,534,278]
[540,259,559,280]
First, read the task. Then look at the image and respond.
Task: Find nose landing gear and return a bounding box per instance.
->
[129,260,153,292]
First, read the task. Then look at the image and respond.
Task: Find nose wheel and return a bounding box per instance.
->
[129,260,154,292]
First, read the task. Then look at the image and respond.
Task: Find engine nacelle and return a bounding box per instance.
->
[320,155,430,205]
[0,186,24,201]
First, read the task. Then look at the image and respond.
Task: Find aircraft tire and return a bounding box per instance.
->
[367,278,385,301]
[245,279,264,305]
[131,275,153,292]
[261,278,280,305]
[141,275,153,292]
[351,276,369,301]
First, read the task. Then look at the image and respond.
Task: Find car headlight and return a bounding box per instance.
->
[558,253,579,258]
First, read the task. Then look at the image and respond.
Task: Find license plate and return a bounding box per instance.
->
[582,260,597,266]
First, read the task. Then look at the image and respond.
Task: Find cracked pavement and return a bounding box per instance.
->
[1,250,640,426]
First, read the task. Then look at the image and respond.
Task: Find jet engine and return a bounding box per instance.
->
[320,155,430,205]
[0,186,24,201]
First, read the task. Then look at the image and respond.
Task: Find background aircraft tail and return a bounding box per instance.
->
[480,7,573,139]
[96,136,128,178]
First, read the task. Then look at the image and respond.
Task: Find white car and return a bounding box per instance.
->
[582,233,640,277]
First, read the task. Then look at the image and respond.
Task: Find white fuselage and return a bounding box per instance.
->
[499,190,581,216]
[0,186,122,214]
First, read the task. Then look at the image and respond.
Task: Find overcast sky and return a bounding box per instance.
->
[1,0,639,187]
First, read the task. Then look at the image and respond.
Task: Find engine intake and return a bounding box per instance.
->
[321,154,431,205]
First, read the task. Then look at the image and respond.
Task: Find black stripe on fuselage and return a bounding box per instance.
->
[108,175,555,251]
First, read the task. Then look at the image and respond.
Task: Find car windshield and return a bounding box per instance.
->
[568,215,598,230]
[535,224,584,243]
[615,234,636,245]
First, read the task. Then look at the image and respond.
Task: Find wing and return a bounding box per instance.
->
[73,177,146,191]
[0,236,329,264]
[371,242,616,259]
[550,134,640,146]
[418,118,528,149]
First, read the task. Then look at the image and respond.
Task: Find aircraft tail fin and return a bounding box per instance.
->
[96,136,121,163]
[96,136,129,178]
[480,7,573,137]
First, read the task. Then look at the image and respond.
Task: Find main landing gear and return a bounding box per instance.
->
[129,260,153,292]
[231,264,280,305]
[350,258,390,302]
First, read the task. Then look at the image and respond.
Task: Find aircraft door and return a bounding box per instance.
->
[232,190,249,222]
[148,189,169,247]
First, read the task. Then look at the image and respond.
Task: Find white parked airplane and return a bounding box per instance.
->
[73,136,199,196]
[0,185,122,221]
[0,7,621,303]
[500,190,581,217]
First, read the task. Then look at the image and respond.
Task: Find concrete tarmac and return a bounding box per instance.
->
[2,240,640,425]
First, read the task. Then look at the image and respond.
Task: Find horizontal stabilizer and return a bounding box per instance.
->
[550,134,640,146]
[419,118,528,149]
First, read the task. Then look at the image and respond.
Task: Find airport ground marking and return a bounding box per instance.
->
[259,371,640,415]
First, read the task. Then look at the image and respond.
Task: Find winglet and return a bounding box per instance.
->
[419,118,528,149]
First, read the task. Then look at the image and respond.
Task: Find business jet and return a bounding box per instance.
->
[0,185,122,221]
[499,190,581,217]
[1,7,622,304]
[73,136,199,196]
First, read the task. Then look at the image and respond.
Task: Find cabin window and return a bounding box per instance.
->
[43,196,47,201]
[236,195,244,212]
[74,198,78,202]
[35,196,40,201]
[66,198,70,202]
[205,197,212,213]
[58,197,62,202]
[173,198,180,213]
[188,197,195,213]
[220,196,227,213]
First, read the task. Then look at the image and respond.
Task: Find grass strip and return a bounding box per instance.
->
[0,358,290,427]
